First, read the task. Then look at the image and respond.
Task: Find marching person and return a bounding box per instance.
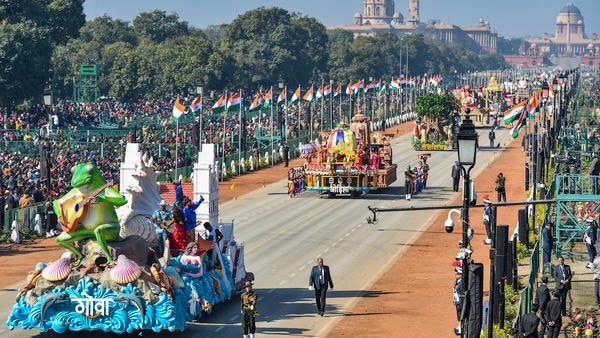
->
[308,257,334,316]
[240,281,258,338]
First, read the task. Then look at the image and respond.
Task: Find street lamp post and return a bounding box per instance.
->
[196,81,204,152]
[456,110,479,337]
[42,86,53,196]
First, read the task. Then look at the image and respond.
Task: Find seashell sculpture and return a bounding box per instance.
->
[110,255,142,285]
[41,256,72,282]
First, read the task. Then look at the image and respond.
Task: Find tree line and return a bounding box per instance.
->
[1,3,514,108]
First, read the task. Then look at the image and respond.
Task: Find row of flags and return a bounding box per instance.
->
[503,78,560,138]
[172,75,445,121]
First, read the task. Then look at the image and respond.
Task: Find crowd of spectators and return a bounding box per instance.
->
[1,89,409,228]
[0,93,281,221]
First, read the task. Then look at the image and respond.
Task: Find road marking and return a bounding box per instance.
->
[279,280,286,285]
[289,273,296,278]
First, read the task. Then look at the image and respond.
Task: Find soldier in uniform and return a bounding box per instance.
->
[241,281,257,338]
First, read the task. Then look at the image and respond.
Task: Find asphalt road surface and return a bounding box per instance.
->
[0,127,511,337]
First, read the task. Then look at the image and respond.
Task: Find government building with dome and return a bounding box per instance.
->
[326,0,498,54]
[506,3,600,68]
[526,3,599,57]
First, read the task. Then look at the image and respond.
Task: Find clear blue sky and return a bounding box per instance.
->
[83,0,600,39]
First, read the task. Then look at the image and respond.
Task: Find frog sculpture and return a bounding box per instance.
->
[53,163,127,267]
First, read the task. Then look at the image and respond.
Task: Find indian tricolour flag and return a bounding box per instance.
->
[277,88,286,105]
[190,95,202,113]
[503,99,527,125]
[249,91,263,111]
[303,86,313,102]
[333,84,342,97]
[263,88,272,108]
[212,93,227,113]
[527,91,540,117]
[315,85,323,100]
[172,98,185,122]
[390,78,400,90]
[509,103,529,138]
[323,84,332,97]
[226,91,241,111]
[290,86,301,103]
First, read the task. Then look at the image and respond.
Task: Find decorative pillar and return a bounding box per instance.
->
[193,143,219,227]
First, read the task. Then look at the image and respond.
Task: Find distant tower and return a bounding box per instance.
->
[408,0,420,26]
[363,0,395,25]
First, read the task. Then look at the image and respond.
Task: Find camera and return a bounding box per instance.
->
[456,248,472,261]
[445,218,454,233]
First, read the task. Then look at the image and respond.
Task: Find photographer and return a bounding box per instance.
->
[495,172,506,202]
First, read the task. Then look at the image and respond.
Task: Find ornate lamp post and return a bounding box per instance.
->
[42,86,53,195]
[456,110,478,337]
[43,86,53,106]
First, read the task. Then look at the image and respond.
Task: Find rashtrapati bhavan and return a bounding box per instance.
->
[326,0,498,55]
[505,3,600,68]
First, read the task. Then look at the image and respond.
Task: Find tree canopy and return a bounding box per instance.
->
[1,5,509,106]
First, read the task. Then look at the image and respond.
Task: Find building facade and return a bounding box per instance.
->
[505,3,600,68]
[526,3,599,57]
[327,0,498,54]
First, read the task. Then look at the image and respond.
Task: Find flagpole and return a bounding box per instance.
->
[270,85,274,166]
[339,85,343,124]
[238,89,242,176]
[222,91,227,181]
[284,85,288,142]
[319,82,324,133]
[199,90,203,152]
[175,115,179,176]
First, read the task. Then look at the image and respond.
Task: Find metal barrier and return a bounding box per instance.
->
[2,202,46,233]
[512,241,540,333]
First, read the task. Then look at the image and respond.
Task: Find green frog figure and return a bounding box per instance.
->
[53,163,127,267]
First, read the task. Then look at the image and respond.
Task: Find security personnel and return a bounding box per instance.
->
[241,281,257,338]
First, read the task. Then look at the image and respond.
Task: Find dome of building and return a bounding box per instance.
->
[560,3,581,16]
[392,12,403,23]
[556,3,583,24]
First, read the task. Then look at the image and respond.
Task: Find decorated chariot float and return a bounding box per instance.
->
[303,109,397,197]
[6,145,251,333]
